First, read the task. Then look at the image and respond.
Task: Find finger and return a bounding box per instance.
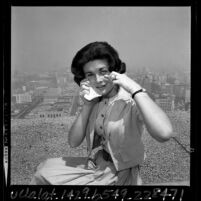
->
[110,74,117,80]
[103,74,110,79]
[80,78,90,85]
[81,78,88,83]
[112,80,121,85]
[81,85,90,91]
[80,89,90,97]
[80,80,90,85]
[110,71,121,79]
[109,73,120,81]
[103,75,113,82]
[80,82,90,88]
[110,71,120,76]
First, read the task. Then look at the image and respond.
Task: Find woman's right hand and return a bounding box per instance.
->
[80,79,99,106]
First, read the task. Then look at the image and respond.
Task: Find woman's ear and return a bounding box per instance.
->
[119,62,126,74]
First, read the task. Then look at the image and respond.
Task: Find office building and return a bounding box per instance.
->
[13,92,32,104]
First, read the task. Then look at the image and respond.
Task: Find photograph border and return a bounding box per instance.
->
[3,0,197,200]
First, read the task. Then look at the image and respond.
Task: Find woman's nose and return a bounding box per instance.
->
[95,74,103,82]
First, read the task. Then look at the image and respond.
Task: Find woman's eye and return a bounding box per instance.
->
[101,71,109,75]
[86,74,93,77]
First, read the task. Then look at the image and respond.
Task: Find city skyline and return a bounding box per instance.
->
[11,7,190,77]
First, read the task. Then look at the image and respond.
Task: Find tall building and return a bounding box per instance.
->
[155,97,174,111]
[151,81,161,94]
[173,84,186,99]
[185,89,190,103]
[141,75,152,93]
[167,74,176,84]
[162,83,174,95]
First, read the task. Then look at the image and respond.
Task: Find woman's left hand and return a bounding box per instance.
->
[109,71,142,94]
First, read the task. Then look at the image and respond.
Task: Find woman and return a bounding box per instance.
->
[31,41,173,185]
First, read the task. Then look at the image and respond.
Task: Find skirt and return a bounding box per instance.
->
[30,149,142,185]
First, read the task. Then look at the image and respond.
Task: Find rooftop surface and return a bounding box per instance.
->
[10,110,190,185]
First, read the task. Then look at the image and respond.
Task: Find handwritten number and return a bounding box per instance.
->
[102,189,113,200]
[111,189,119,199]
[74,191,81,200]
[67,190,74,200]
[92,189,102,201]
[144,191,151,200]
[152,188,161,198]
[134,191,141,200]
[160,188,171,201]
[82,187,90,199]
[10,191,18,200]
[170,189,178,200]
[61,190,67,200]
[180,189,184,201]
[121,189,128,200]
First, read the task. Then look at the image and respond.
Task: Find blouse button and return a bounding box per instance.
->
[101,114,104,118]
[100,126,103,129]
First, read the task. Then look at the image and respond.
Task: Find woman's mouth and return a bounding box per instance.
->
[96,85,106,90]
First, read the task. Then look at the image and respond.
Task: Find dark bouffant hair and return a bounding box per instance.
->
[71,41,126,85]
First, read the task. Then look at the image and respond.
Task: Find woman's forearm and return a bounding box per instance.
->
[109,72,174,142]
[68,104,94,147]
[134,92,174,142]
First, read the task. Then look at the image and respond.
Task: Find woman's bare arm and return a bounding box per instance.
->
[68,104,94,147]
[110,71,174,142]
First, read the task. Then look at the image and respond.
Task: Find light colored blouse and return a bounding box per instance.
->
[86,86,145,171]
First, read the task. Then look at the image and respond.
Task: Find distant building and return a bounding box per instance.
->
[37,111,65,118]
[173,84,186,98]
[22,86,26,92]
[11,95,17,103]
[167,74,176,84]
[43,97,58,104]
[151,81,161,94]
[162,83,174,95]
[158,75,167,84]
[43,88,61,104]
[57,95,73,103]
[141,75,152,93]
[13,92,32,104]
[56,76,67,87]
[185,89,190,103]
[26,104,67,119]
[155,97,175,111]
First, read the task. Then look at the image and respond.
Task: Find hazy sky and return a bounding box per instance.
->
[11,7,190,75]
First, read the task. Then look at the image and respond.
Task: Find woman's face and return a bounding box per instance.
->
[83,59,115,96]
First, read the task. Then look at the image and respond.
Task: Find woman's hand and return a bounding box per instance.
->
[109,71,142,94]
[80,79,100,106]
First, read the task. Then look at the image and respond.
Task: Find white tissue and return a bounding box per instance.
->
[84,87,102,101]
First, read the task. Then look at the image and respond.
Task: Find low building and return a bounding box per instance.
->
[37,111,65,118]
[13,92,32,104]
[43,88,61,104]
